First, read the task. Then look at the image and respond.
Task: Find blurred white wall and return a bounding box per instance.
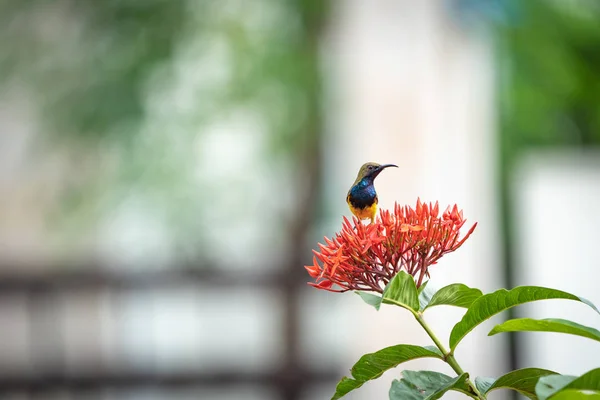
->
[513,150,600,375]
[316,0,506,398]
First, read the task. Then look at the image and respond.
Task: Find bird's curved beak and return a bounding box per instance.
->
[372,163,398,178]
[376,164,398,173]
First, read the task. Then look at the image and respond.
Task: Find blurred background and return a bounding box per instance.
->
[0,0,599,399]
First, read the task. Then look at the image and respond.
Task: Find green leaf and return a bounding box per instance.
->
[551,390,600,399]
[449,286,600,350]
[537,369,600,400]
[423,283,483,311]
[356,291,383,311]
[389,371,472,400]
[382,271,420,312]
[475,368,558,399]
[331,345,443,400]
[489,318,600,343]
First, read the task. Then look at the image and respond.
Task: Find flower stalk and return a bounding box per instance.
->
[413,312,486,399]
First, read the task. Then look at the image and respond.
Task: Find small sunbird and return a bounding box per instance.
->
[346,162,398,223]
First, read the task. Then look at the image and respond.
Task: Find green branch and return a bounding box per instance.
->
[413,311,486,400]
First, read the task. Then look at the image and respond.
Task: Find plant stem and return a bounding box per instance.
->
[414,312,486,400]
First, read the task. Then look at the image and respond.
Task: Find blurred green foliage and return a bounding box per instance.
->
[0,0,329,257]
[0,0,327,148]
[497,0,600,161]
[451,0,600,374]
[0,0,186,142]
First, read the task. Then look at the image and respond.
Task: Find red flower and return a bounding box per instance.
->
[305,199,477,292]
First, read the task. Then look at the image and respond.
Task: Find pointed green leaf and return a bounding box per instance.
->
[382,271,419,312]
[537,369,600,400]
[389,371,472,400]
[331,345,443,400]
[489,318,600,343]
[449,286,599,350]
[423,283,483,311]
[356,291,383,311]
[475,368,557,399]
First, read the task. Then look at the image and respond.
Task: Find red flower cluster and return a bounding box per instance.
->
[305,199,477,292]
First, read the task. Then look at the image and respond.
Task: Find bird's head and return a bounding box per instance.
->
[355,162,398,182]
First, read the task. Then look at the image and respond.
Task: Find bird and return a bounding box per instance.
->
[346,162,398,223]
